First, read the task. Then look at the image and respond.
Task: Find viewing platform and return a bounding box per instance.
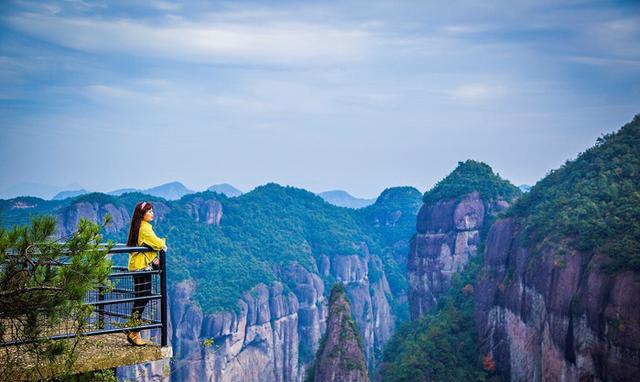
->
[0,246,172,381]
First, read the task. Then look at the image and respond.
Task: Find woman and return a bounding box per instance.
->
[126,201,167,346]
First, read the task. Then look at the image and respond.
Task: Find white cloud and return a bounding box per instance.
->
[5,12,373,66]
[446,84,507,102]
[441,24,492,35]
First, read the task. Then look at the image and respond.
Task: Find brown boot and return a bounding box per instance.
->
[125,331,135,345]
[127,331,147,346]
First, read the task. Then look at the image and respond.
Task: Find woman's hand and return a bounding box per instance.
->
[152,257,160,266]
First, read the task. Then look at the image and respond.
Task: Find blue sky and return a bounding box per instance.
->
[1,0,639,199]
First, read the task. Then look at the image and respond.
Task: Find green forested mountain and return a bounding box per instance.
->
[509,115,640,272]
[380,116,640,381]
[379,161,519,382]
[0,183,422,314]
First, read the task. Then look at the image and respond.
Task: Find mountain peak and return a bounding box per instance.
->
[207,183,243,197]
[307,283,369,382]
[318,190,376,208]
[422,159,520,205]
[144,181,193,200]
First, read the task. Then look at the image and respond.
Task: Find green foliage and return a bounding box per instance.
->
[0,216,113,380]
[161,184,422,313]
[0,197,65,228]
[422,160,521,205]
[1,183,423,315]
[379,258,489,382]
[509,115,640,272]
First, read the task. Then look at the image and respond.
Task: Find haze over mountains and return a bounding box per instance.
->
[1,116,638,382]
[317,190,376,208]
[2,181,380,209]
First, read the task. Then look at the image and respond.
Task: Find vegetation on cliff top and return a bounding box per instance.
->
[509,115,640,272]
[422,160,521,205]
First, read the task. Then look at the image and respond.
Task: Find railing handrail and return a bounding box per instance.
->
[1,245,169,348]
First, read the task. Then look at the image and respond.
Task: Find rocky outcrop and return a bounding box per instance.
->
[185,197,223,226]
[160,281,302,382]
[279,262,327,370]
[52,194,397,381]
[326,244,395,363]
[56,201,130,237]
[408,191,507,320]
[55,199,171,237]
[119,248,396,382]
[475,219,640,381]
[310,283,369,382]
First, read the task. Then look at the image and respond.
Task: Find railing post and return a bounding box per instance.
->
[97,285,105,329]
[160,250,168,347]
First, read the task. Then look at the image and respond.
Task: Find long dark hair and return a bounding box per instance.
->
[127,201,153,247]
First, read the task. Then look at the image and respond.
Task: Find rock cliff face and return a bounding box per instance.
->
[408,191,508,320]
[474,219,640,381]
[157,249,394,381]
[185,197,223,226]
[310,283,369,382]
[167,269,312,382]
[56,201,130,236]
[119,249,394,382]
[325,244,395,363]
[55,199,171,237]
[157,281,302,382]
[52,194,398,381]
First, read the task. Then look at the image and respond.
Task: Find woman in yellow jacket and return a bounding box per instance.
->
[126,201,167,346]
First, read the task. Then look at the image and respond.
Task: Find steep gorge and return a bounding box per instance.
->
[0,185,421,381]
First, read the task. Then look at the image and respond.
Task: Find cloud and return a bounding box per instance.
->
[446,84,507,102]
[4,11,374,66]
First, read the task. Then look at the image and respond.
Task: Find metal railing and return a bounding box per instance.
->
[0,245,169,347]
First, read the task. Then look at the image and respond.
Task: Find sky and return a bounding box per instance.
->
[1,0,639,199]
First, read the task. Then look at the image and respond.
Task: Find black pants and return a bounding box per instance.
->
[132,273,152,320]
[131,250,162,321]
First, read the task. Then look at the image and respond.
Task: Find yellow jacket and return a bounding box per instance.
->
[128,220,166,271]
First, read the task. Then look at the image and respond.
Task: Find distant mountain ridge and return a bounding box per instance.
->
[6,182,394,207]
[4,181,246,201]
[518,184,531,193]
[207,183,243,197]
[318,190,376,208]
[143,181,193,200]
[0,181,83,200]
[107,188,137,196]
[53,189,89,200]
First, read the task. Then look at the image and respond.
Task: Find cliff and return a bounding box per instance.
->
[475,116,640,381]
[3,184,419,381]
[408,161,519,320]
[308,283,369,382]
